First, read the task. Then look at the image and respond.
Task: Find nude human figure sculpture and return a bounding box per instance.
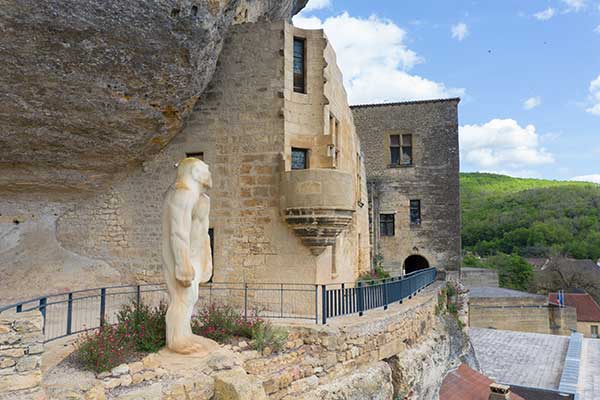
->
[162,157,215,354]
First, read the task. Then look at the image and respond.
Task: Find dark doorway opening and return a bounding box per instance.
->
[404,255,429,275]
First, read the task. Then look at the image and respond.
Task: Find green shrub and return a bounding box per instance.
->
[116,301,167,353]
[74,324,132,373]
[251,320,287,353]
[357,265,391,285]
[191,304,259,342]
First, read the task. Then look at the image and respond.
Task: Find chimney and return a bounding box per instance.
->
[489,383,511,400]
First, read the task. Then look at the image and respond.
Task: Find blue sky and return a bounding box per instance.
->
[294,0,600,183]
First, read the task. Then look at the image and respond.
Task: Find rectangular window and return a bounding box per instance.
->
[291,148,309,170]
[592,325,598,338]
[390,134,400,166]
[410,200,421,225]
[401,134,413,165]
[186,151,204,160]
[293,37,306,93]
[380,213,395,236]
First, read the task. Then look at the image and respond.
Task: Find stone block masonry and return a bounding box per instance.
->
[352,99,461,275]
[0,310,44,400]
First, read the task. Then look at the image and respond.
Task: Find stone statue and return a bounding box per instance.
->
[162,157,215,354]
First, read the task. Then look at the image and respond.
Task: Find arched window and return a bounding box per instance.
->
[404,255,429,274]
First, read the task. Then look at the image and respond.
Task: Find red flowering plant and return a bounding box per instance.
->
[74,323,132,373]
[191,304,261,342]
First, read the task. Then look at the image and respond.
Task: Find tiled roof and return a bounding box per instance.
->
[439,364,525,400]
[350,97,460,109]
[548,292,600,322]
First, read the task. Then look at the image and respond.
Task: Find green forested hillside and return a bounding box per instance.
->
[461,173,600,261]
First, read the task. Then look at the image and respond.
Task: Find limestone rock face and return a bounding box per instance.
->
[0,0,307,193]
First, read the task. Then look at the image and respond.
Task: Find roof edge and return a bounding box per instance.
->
[350,97,461,109]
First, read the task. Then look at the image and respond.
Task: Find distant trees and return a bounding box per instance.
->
[461,173,600,261]
[531,256,600,302]
[463,253,534,292]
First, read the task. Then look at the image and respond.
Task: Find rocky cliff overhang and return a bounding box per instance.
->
[0,0,307,193]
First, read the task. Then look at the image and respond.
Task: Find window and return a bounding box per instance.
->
[380,214,395,236]
[401,134,413,165]
[291,148,309,170]
[293,37,306,93]
[410,200,421,225]
[390,135,400,166]
[186,151,204,161]
[389,134,413,166]
[592,325,598,338]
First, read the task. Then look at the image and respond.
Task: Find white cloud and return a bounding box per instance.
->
[534,8,556,20]
[571,174,600,184]
[302,0,331,12]
[460,119,555,169]
[586,75,600,115]
[293,12,465,104]
[595,25,600,34]
[451,23,469,41]
[523,96,542,110]
[562,0,586,12]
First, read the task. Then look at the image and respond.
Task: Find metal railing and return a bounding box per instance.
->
[320,267,437,324]
[0,268,438,342]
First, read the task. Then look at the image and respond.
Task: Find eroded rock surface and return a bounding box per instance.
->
[0,0,307,193]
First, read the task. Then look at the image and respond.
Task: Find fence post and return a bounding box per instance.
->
[280,284,284,318]
[341,283,345,315]
[383,279,388,310]
[358,281,364,317]
[39,298,47,335]
[321,285,327,325]
[100,288,106,327]
[244,283,248,321]
[136,285,141,305]
[314,285,318,324]
[66,293,73,336]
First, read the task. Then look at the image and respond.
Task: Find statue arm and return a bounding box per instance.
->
[168,190,195,287]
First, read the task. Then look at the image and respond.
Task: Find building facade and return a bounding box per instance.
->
[352,99,461,276]
[56,20,370,289]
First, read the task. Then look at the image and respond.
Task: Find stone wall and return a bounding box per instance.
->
[39,283,471,400]
[461,268,499,288]
[0,310,44,400]
[469,297,577,336]
[352,99,461,274]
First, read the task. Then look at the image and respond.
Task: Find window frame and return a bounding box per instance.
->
[186,151,204,161]
[401,134,413,166]
[409,200,421,226]
[291,147,309,170]
[592,325,599,338]
[379,213,395,237]
[390,134,401,166]
[293,37,306,94]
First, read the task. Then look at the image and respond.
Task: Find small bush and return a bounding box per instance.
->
[251,320,287,353]
[357,265,391,285]
[117,301,167,353]
[74,324,132,373]
[191,304,259,342]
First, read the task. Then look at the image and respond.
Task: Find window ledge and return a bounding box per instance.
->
[387,164,414,169]
[410,223,422,228]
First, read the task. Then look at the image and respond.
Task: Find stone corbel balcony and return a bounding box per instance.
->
[280,169,355,255]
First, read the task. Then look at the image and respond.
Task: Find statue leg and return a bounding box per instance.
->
[165,274,204,354]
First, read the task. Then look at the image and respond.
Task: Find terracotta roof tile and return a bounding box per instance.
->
[350,97,460,109]
[439,364,526,400]
[549,292,600,322]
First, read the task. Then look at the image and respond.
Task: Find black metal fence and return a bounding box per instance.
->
[321,267,437,324]
[0,268,437,342]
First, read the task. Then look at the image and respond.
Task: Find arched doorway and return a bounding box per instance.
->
[404,255,429,274]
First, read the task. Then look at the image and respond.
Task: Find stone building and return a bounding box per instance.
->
[352,99,461,276]
[54,20,370,291]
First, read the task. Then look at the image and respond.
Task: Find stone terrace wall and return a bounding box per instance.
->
[461,268,499,288]
[0,310,44,400]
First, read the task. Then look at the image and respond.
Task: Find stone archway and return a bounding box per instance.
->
[404,255,430,275]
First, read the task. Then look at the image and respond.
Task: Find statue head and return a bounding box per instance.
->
[176,157,212,189]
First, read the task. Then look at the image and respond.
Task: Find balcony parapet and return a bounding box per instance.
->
[281,169,355,255]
